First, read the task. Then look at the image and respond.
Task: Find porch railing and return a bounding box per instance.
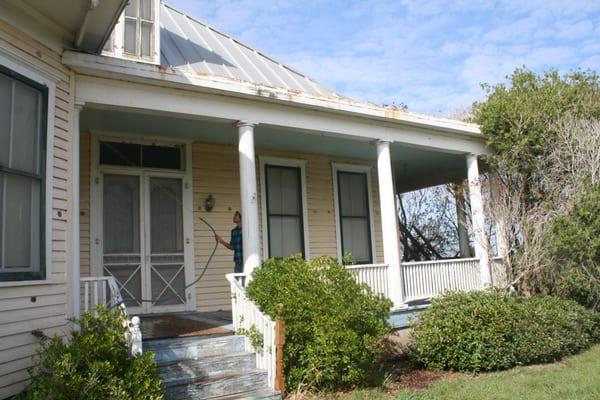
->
[402,258,482,302]
[80,276,142,356]
[345,263,389,298]
[226,273,277,389]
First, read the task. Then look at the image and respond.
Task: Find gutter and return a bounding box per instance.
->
[74,0,100,49]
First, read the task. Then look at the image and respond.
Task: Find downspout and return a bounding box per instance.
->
[74,0,101,48]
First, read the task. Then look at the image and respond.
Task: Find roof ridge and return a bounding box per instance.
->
[161,1,339,96]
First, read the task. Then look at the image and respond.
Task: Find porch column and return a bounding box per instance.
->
[236,121,261,276]
[71,103,83,319]
[376,140,404,308]
[466,154,491,286]
[454,187,471,258]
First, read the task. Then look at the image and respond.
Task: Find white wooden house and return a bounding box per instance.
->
[0,0,504,397]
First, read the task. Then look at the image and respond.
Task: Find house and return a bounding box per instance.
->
[0,0,504,398]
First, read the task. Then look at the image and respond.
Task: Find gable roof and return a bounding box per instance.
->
[159,3,338,98]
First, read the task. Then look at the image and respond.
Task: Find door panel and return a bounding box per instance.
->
[147,177,186,311]
[102,174,143,310]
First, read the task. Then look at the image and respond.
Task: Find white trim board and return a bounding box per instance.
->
[259,156,310,260]
[0,46,56,287]
[331,163,377,264]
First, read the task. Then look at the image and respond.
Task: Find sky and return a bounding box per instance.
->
[167,0,600,116]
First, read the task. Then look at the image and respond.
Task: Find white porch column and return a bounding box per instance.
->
[376,140,404,308]
[454,187,471,258]
[71,103,83,319]
[236,121,261,276]
[466,154,491,286]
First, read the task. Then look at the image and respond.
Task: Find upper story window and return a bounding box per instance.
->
[103,0,160,63]
[0,65,47,281]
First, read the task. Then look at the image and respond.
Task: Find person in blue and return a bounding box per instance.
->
[215,211,243,273]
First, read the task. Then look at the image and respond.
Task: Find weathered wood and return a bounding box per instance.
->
[274,304,285,394]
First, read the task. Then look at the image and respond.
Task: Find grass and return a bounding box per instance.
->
[332,345,600,400]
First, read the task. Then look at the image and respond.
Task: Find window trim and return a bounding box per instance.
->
[0,49,56,285]
[259,156,309,260]
[332,163,377,264]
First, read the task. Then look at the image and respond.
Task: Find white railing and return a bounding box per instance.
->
[80,276,142,356]
[402,258,482,302]
[345,263,390,298]
[226,273,277,389]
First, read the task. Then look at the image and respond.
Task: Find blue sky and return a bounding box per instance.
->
[167,1,600,116]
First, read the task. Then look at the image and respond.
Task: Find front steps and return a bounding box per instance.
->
[145,334,281,400]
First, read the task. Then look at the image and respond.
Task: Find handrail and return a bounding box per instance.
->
[80,276,142,356]
[226,273,278,389]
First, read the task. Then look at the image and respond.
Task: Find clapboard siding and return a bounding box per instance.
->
[0,19,73,399]
[191,143,384,312]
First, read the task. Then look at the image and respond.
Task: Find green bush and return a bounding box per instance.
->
[246,255,392,391]
[19,307,163,400]
[409,291,599,372]
[548,182,600,311]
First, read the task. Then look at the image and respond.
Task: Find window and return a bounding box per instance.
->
[99,141,183,170]
[335,168,374,264]
[0,65,47,281]
[264,164,306,258]
[124,0,154,58]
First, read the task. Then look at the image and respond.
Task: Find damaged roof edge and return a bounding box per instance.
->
[62,50,482,138]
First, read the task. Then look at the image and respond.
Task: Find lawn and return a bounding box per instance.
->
[333,344,600,400]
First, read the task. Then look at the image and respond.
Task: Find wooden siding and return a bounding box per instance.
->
[0,20,73,399]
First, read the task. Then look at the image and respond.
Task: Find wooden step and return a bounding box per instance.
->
[164,370,271,400]
[145,334,245,364]
[207,388,281,400]
[159,352,256,384]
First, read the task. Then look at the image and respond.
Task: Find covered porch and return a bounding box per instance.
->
[74,101,499,317]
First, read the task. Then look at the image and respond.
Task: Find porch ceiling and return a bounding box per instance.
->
[80,107,467,193]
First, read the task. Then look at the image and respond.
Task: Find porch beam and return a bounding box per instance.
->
[455,187,471,258]
[236,121,261,276]
[376,140,404,308]
[71,103,83,320]
[466,154,491,286]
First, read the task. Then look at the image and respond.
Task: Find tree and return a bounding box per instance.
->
[473,68,600,306]
[473,68,600,207]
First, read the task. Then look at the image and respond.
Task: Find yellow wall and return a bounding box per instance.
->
[0,21,73,398]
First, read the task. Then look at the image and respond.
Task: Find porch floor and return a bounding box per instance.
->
[140,311,233,340]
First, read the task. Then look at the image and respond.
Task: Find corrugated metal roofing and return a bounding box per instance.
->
[160,2,338,98]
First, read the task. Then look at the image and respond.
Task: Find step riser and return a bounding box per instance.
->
[165,372,269,400]
[160,353,256,385]
[146,336,245,364]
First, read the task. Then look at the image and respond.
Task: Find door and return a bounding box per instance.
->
[101,172,189,314]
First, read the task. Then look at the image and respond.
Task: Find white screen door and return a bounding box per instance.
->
[101,172,189,314]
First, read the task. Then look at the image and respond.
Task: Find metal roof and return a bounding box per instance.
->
[159,2,338,98]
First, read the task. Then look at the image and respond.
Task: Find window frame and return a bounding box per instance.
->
[332,163,377,265]
[0,55,54,285]
[259,156,309,260]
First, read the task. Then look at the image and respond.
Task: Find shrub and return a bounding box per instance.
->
[246,255,392,391]
[19,307,163,400]
[409,291,599,372]
[548,181,600,311]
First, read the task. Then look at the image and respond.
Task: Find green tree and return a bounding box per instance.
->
[472,68,600,206]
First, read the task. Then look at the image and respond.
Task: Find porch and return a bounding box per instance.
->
[75,104,498,318]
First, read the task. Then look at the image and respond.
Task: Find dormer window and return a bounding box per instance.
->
[124,0,154,58]
[102,0,160,63]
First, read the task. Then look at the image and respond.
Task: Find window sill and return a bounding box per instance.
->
[0,278,62,288]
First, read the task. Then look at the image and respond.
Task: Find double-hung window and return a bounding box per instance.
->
[0,66,47,281]
[335,168,373,264]
[263,163,306,258]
